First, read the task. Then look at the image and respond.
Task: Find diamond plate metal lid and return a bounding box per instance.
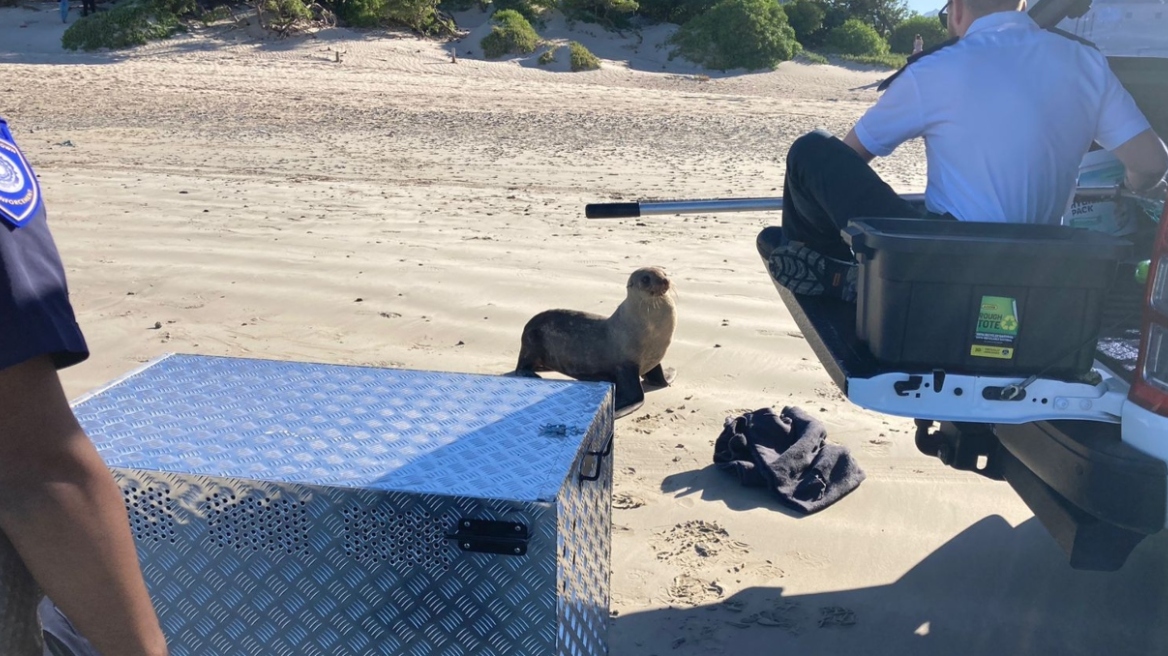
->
[72,354,612,501]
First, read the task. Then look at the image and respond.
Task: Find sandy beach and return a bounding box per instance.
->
[2,2,1167,653]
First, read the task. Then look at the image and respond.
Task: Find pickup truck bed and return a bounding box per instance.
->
[777,257,1167,571]
[1095,274,1145,383]
[782,246,1148,393]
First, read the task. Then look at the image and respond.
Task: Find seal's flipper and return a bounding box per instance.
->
[614,397,644,419]
[613,363,646,419]
[642,364,676,387]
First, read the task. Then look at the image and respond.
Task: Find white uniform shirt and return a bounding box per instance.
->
[853,11,1152,224]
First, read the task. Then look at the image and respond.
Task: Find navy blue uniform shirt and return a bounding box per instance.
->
[0,118,89,371]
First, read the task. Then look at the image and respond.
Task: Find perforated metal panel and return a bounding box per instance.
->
[72,354,614,656]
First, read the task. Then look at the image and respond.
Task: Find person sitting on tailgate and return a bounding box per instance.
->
[756,0,1168,302]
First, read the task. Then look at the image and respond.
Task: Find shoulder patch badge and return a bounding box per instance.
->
[0,120,43,229]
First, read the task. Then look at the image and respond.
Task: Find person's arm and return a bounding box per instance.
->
[1093,63,1166,196]
[843,128,876,163]
[848,68,926,163]
[0,355,168,656]
[1112,128,1168,196]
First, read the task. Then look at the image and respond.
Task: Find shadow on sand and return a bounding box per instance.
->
[612,514,1168,655]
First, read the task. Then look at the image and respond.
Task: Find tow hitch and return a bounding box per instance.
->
[914,419,1006,480]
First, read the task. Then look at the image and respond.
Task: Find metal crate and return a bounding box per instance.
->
[70,354,614,656]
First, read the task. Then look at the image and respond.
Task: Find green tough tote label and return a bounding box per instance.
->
[972,296,1019,359]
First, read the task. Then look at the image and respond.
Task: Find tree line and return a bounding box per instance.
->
[58,0,949,72]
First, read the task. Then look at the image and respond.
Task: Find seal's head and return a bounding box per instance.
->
[627,266,672,298]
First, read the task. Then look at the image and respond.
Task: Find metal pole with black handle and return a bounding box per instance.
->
[584,194,928,219]
[582,186,1158,220]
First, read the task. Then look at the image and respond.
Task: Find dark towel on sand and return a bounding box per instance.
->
[713,406,865,514]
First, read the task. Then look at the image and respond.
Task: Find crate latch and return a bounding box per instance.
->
[446,519,529,556]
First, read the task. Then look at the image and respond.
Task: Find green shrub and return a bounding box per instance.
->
[560,0,637,28]
[257,0,312,31]
[784,0,824,43]
[438,0,478,10]
[331,0,383,25]
[538,47,556,64]
[635,0,715,25]
[492,0,554,24]
[568,40,600,70]
[797,0,845,48]
[332,0,452,32]
[888,14,947,54]
[825,17,887,56]
[839,52,905,68]
[669,0,800,71]
[382,0,451,31]
[480,9,540,58]
[798,50,828,64]
[199,4,235,22]
[62,0,190,51]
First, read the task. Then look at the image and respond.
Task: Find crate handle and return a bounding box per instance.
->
[579,433,614,482]
[840,224,874,257]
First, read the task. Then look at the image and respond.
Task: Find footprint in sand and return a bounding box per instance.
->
[652,520,750,567]
[629,412,665,435]
[650,520,760,607]
[862,438,893,455]
[745,602,808,634]
[666,573,725,606]
[612,492,646,510]
[818,605,857,628]
[673,616,726,651]
[723,561,785,584]
[814,385,846,403]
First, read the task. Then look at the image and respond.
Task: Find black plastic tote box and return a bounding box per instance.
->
[842,218,1132,379]
[69,354,615,656]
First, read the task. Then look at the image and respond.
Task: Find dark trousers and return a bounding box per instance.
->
[757,130,925,263]
[82,0,96,15]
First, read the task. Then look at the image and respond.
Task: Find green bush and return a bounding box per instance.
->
[839,52,905,68]
[62,0,190,51]
[492,0,554,23]
[669,0,800,71]
[198,4,235,22]
[331,0,383,25]
[560,0,637,28]
[825,17,887,56]
[382,0,450,31]
[798,0,845,48]
[784,0,824,43]
[845,0,908,37]
[257,0,312,30]
[538,47,556,64]
[332,0,452,32]
[888,14,947,54]
[568,40,600,70]
[480,9,540,58]
[635,0,715,25]
[798,50,828,64]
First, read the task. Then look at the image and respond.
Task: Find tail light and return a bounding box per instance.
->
[1130,201,1168,414]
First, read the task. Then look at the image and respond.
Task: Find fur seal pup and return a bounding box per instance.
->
[512,266,677,418]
